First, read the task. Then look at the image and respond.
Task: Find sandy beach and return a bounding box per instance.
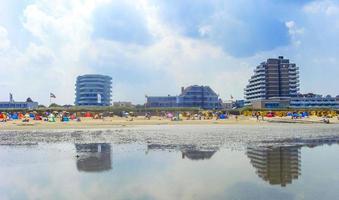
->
[1,116,338,130]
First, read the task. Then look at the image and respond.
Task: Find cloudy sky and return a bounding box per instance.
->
[0,0,338,105]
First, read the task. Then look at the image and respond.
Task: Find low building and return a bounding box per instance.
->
[251,97,291,109]
[234,100,245,109]
[146,96,178,108]
[146,85,222,110]
[250,93,339,109]
[222,100,233,110]
[0,95,38,110]
[290,93,339,109]
[113,101,134,107]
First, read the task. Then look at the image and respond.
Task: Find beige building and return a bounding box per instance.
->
[113,101,134,107]
[251,98,291,109]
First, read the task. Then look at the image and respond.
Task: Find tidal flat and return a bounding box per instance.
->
[0,124,339,200]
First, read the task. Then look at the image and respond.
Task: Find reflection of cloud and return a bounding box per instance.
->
[75,143,112,172]
[2,139,339,199]
[224,182,295,200]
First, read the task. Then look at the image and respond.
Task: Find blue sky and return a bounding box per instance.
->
[0,0,338,105]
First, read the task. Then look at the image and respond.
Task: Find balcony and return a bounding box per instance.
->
[289,83,300,87]
[245,90,266,96]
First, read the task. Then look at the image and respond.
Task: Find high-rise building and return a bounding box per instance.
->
[244,56,300,108]
[75,74,112,106]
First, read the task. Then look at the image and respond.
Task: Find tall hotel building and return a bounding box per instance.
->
[244,56,300,108]
[75,74,112,106]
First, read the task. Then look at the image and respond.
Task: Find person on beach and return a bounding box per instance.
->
[255,112,259,121]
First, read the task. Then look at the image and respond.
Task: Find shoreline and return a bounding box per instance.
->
[0,116,338,131]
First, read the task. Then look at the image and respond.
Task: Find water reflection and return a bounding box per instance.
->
[181,150,216,160]
[247,137,339,187]
[75,143,112,172]
[247,146,301,187]
[147,144,218,160]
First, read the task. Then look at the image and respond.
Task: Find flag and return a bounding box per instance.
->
[50,93,56,98]
[9,93,14,102]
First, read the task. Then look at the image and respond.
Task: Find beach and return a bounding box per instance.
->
[1,115,338,130]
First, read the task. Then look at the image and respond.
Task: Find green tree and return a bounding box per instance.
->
[49,103,61,108]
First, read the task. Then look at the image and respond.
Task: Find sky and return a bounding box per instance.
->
[0,0,338,105]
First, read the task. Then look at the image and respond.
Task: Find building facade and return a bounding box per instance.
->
[244,56,300,108]
[146,96,178,108]
[234,100,245,108]
[290,93,339,109]
[113,101,135,108]
[75,74,112,106]
[0,95,38,110]
[146,85,222,109]
[221,100,233,110]
[0,101,38,109]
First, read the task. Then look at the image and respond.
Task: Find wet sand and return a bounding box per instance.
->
[0,116,338,130]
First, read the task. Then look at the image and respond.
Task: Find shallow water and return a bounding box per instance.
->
[0,124,339,200]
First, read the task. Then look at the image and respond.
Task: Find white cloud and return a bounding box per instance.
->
[80,1,252,102]
[303,0,339,16]
[0,0,110,105]
[285,20,304,47]
[0,0,338,105]
[0,26,10,50]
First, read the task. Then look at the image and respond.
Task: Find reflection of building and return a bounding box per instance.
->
[75,74,112,106]
[147,143,217,160]
[181,150,216,160]
[75,143,112,172]
[247,146,300,187]
[146,85,222,109]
